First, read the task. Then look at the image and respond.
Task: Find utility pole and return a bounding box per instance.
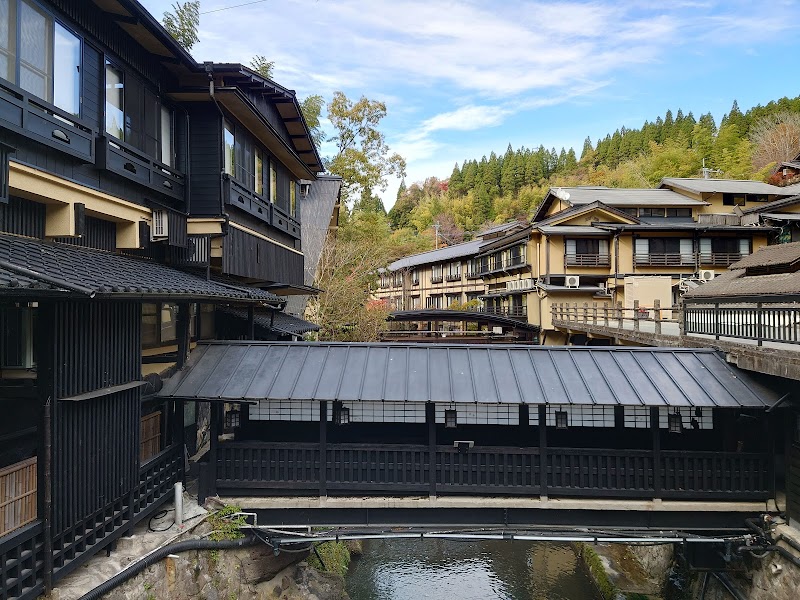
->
[434,220,440,249]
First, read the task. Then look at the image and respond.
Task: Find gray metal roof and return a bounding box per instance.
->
[388,239,486,270]
[761,213,800,221]
[537,225,611,236]
[660,178,794,196]
[159,342,777,408]
[389,310,539,331]
[547,187,706,207]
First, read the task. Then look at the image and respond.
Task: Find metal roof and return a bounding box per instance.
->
[0,233,268,302]
[537,225,611,236]
[761,213,800,221]
[548,188,705,207]
[389,310,540,331]
[220,307,320,336]
[388,239,486,270]
[159,342,778,408]
[660,178,794,196]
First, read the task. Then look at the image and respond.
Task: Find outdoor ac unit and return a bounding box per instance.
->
[151,209,168,241]
[698,269,715,282]
[565,275,580,288]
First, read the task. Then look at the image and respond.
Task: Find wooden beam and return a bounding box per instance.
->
[319,401,327,497]
[539,405,548,498]
[427,403,436,497]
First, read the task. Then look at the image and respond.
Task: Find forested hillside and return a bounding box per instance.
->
[388,96,800,240]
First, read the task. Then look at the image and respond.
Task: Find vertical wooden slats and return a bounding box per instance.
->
[140,412,162,463]
[0,458,38,537]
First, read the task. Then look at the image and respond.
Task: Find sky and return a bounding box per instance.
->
[140,0,800,208]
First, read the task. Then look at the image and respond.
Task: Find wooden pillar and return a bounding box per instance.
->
[208,402,220,499]
[654,299,661,335]
[247,305,255,341]
[650,407,661,499]
[539,405,548,499]
[174,399,186,479]
[176,302,190,369]
[319,401,327,497]
[427,403,437,497]
[545,236,551,285]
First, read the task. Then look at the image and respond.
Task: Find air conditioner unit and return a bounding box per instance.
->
[698,269,716,282]
[565,275,580,288]
[151,209,168,241]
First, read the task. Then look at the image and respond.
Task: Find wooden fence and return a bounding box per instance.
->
[0,457,38,538]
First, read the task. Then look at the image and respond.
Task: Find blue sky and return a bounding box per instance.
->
[140,0,800,208]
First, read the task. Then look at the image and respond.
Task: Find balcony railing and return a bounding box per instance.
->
[478,256,527,276]
[223,176,300,239]
[430,275,444,284]
[445,273,462,282]
[634,253,695,267]
[476,306,527,319]
[684,302,800,346]
[466,271,482,280]
[565,253,610,267]
[699,252,743,266]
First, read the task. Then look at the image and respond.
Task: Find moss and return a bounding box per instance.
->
[576,543,619,600]
[307,541,351,577]
[207,505,246,542]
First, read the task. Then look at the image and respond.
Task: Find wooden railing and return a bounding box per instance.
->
[0,457,38,538]
[213,442,771,500]
[684,302,800,345]
[565,253,610,267]
[551,300,681,335]
[699,252,743,266]
[634,253,695,267]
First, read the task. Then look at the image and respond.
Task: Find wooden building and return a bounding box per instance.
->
[0,1,323,598]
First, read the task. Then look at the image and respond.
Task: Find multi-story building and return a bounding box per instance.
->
[381,179,800,345]
[0,2,325,597]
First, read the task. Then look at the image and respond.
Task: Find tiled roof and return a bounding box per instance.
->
[0,266,66,294]
[683,269,800,299]
[208,274,284,303]
[219,307,319,336]
[160,342,778,408]
[729,242,800,270]
[0,233,266,302]
[388,239,486,271]
[741,195,800,215]
[660,178,793,196]
[548,187,705,206]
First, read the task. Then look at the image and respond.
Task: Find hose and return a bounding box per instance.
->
[77,536,259,600]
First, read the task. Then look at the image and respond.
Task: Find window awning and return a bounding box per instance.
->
[0,233,271,302]
[159,342,779,408]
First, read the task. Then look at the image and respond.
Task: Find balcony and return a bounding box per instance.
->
[635,253,695,267]
[97,135,185,202]
[430,275,444,284]
[0,78,94,162]
[466,271,482,280]
[445,273,462,282]
[699,252,743,266]
[565,253,610,267]
[223,176,300,239]
[475,306,527,319]
[477,256,527,276]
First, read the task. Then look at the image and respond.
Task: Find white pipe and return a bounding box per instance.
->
[174,481,183,528]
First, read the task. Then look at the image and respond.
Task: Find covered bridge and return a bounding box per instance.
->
[160,342,783,504]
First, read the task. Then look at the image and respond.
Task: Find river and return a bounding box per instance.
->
[345,539,602,600]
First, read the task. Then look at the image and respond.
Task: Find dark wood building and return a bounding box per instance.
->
[0,1,323,598]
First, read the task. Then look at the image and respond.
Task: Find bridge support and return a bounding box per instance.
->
[651,407,661,499]
[319,401,327,498]
[427,403,436,498]
[539,405,548,500]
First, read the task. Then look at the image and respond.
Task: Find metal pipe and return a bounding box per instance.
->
[711,571,748,600]
[43,396,53,592]
[0,258,96,297]
[174,482,183,528]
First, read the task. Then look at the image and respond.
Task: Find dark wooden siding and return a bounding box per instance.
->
[187,105,222,216]
[223,225,304,285]
[81,43,102,128]
[788,412,800,524]
[250,92,294,149]
[0,196,45,238]
[54,216,116,251]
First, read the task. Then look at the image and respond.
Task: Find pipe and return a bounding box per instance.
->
[43,396,53,592]
[76,536,260,600]
[174,482,183,528]
[0,258,96,297]
[712,571,748,600]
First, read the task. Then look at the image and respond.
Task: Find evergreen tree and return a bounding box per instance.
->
[580,137,594,161]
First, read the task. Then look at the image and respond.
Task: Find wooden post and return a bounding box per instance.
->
[319,401,327,497]
[678,302,685,336]
[633,300,640,331]
[714,302,720,340]
[35,301,55,593]
[592,302,598,325]
[176,302,190,369]
[582,302,588,323]
[573,303,578,322]
[617,301,623,328]
[654,299,661,335]
[756,302,763,346]
[650,407,661,499]
[604,302,609,326]
[539,405,548,499]
[208,402,220,499]
[427,403,437,497]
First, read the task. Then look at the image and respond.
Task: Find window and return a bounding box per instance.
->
[639,207,666,218]
[723,193,746,206]
[270,162,277,204]
[160,304,177,342]
[0,0,14,82]
[1,305,35,368]
[141,303,159,346]
[53,22,80,116]
[668,412,682,434]
[142,303,183,347]
[445,409,457,428]
[223,120,234,175]
[105,62,124,139]
[199,303,215,339]
[431,264,443,283]
[290,180,296,216]
[336,406,350,425]
[160,105,173,167]
[555,410,568,430]
[411,269,419,285]
[666,208,692,218]
[426,295,443,309]
[254,147,264,195]
[19,1,52,102]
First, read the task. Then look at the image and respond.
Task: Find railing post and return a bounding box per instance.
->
[714,302,720,340]
[538,405,548,500]
[617,302,623,329]
[650,407,661,499]
[592,302,598,325]
[654,299,661,335]
[582,302,588,323]
[678,302,685,336]
[603,302,609,326]
[756,302,763,346]
[633,300,640,331]
[319,400,327,497]
[573,302,578,322]
[427,403,437,498]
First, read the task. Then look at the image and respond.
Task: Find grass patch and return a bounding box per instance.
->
[207,505,246,542]
[576,543,618,600]
[307,541,351,577]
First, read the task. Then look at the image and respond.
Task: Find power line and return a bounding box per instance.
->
[200,0,270,15]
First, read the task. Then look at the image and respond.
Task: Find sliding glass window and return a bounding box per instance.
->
[255,147,264,195]
[53,22,79,115]
[160,104,173,167]
[18,0,52,102]
[105,61,124,139]
[223,120,235,175]
[0,0,17,83]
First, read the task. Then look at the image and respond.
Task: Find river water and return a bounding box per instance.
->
[345,539,602,600]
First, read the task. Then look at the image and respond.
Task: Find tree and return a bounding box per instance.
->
[325,92,406,203]
[249,55,274,79]
[750,111,800,172]
[299,94,325,149]
[162,1,200,51]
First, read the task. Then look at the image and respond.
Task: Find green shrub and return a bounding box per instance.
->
[307,541,351,577]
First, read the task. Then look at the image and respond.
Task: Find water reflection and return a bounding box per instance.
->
[346,539,601,600]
